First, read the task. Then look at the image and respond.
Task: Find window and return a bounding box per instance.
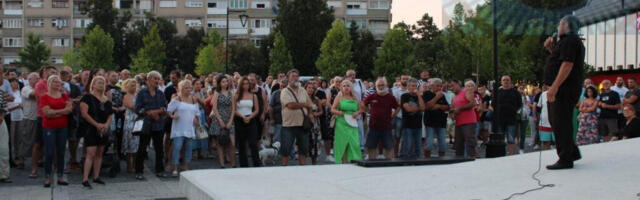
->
[229,0,247,9]
[52,38,70,47]
[28,19,44,27]
[369,0,389,9]
[251,38,263,47]
[139,0,152,9]
[346,19,366,29]
[346,4,360,9]
[185,19,202,27]
[74,19,92,28]
[207,20,226,28]
[253,19,269,28]
[159,0,177,8]
[208,2,217,8]
[326,1,341,8]
[3,57,19,65]
[52,0,69,8]
[186,0,203,8]
[27,0,44,8]
[252,1,268,9]
[3,19,22,28]
[52,18,68,28]
[3,38,23,48]
[52,58,64,64]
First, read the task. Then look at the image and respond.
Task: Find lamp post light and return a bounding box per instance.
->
[225,7,249,74]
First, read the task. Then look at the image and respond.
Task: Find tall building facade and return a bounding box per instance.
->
[1,0,392,67]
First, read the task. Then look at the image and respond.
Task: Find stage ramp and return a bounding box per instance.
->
[180,138,640,200]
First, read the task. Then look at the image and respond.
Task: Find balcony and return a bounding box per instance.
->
[4,9,23,15]
[229,28,248,35]
[252,28,270,36]
[208,8,227,15]
[346,9,366,15]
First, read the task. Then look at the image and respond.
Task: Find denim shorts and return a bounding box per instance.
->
[279,126,309,156]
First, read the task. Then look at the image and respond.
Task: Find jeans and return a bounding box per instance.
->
[425,127,446,153]
[172,137,193,165]
[136,131,164,174]
[43,128,68,178]
[392,118,403,138]
[400,128,422,159]
[273,124,283,143]
[517,119,529,149]
[497,124,517,144]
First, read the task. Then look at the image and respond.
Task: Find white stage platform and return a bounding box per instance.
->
[180,138,640,200]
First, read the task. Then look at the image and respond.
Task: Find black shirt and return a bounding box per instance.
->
[598,91,620,119]
[624,89,640,114]
[81,94,114,134]
[619,117,640,138]
[164,84,177,103]
[423,91,448,128]
[270,90,283,124]
[491,87,522,125]
[481,95,492,121]
[543,33,585,92]
[401,93,422,129]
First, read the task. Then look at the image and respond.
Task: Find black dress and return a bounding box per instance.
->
[82,94,114,146]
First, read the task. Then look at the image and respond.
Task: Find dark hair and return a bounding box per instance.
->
[8,78,18,83]
[562,15,581,33]
[215,74,228,92]
[170,70,182,78]
[60,70,70,77]
[235,76,250,103]
[584,86,598,98]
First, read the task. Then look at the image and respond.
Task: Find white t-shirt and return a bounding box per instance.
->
[8,90,23,121]
[611,85,628,113]
[167,99,199,139]
[537,91,551,128]
[392,87,408,118]
[352,79,365,102]
[21,85,37,120]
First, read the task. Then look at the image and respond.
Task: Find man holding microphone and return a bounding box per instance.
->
[543,15,584,170]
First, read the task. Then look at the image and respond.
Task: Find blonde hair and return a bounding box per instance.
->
[121,78,137,94]
[90,76,107,100]
[340,79,357,99]
[178,79,192,94]
[47,75,61,92]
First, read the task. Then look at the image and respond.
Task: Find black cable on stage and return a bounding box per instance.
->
[502,149,555,200]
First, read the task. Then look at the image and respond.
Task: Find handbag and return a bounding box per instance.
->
[286,87,313,131]
[195,124,209,139]
[132,116,152,136]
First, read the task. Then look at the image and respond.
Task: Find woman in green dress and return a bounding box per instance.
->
[331,80,363,164]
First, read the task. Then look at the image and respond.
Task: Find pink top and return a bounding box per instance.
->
[453,89,477,126]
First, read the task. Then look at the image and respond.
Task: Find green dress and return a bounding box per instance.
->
[334,99,362,164]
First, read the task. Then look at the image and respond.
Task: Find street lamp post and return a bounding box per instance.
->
[225,6,249,74]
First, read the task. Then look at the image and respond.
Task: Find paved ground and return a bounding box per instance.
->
[0,137,537,200]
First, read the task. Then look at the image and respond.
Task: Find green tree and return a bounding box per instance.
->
[195,29,225,75]
[131,25,166,74]
[177,28,205,74]
[374,29,415,79]
[269,32,294,76]
[62,49,81,71]
[78,26,115,70]
[316,19,355,79]
[275,0,334,75]
[81,0,133,69]
[352,30,377,80]
[231,41,268,76]
[17,33,51,71]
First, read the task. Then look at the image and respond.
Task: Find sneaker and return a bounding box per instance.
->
[325,155,334,162]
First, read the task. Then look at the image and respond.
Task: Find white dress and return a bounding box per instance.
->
[167,99,200,139]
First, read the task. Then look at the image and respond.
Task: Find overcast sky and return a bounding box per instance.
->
[391,0,443,29]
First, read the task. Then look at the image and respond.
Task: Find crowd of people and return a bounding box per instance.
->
[0,64,638,188]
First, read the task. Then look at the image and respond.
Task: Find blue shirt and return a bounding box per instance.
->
[135,87,167,131]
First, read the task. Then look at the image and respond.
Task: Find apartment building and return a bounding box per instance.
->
[1,0,392,66]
